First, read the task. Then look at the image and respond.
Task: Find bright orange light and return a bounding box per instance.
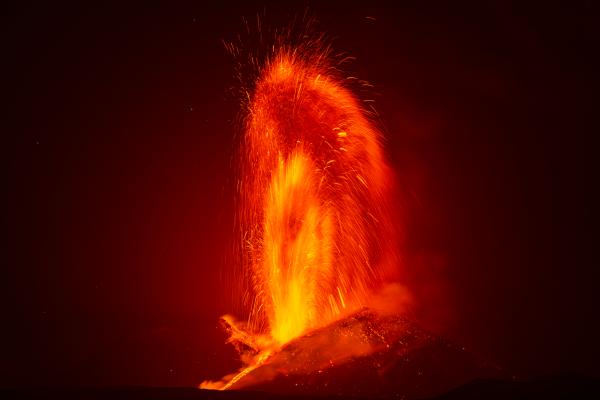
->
[201,42,399,390]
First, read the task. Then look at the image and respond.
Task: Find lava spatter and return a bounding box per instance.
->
[201,40,400,390]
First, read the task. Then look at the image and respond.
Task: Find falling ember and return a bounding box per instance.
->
[201,36,402,390]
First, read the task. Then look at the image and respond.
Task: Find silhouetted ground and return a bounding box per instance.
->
[1,375,599,399]
[3,312,598,399]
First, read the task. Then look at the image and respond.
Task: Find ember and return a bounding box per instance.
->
[201,36,404,390]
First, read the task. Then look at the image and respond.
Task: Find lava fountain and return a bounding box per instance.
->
[201,39,404,390]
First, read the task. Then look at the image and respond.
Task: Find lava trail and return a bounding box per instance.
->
[201,43,398,389]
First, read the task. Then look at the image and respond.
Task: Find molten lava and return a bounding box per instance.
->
[201,42,400,390]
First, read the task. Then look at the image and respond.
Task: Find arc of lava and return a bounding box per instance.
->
[201,42,399,390]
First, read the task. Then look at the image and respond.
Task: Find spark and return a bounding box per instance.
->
[201,33,398,390]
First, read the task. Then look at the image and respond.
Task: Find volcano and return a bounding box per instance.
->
[198,36,502,397]
[220,309,504,399]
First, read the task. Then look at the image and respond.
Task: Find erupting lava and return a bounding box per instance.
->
[201,39,401,390]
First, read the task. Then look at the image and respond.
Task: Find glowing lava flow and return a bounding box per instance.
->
[201,44,398,390]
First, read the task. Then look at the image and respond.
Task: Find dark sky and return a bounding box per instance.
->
[3,0,598,387]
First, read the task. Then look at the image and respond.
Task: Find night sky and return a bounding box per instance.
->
[3,0,598,388]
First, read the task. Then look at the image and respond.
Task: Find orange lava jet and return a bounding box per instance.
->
[201,40,400,390]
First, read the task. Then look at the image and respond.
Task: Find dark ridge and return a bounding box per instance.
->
[1,375,599,400]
